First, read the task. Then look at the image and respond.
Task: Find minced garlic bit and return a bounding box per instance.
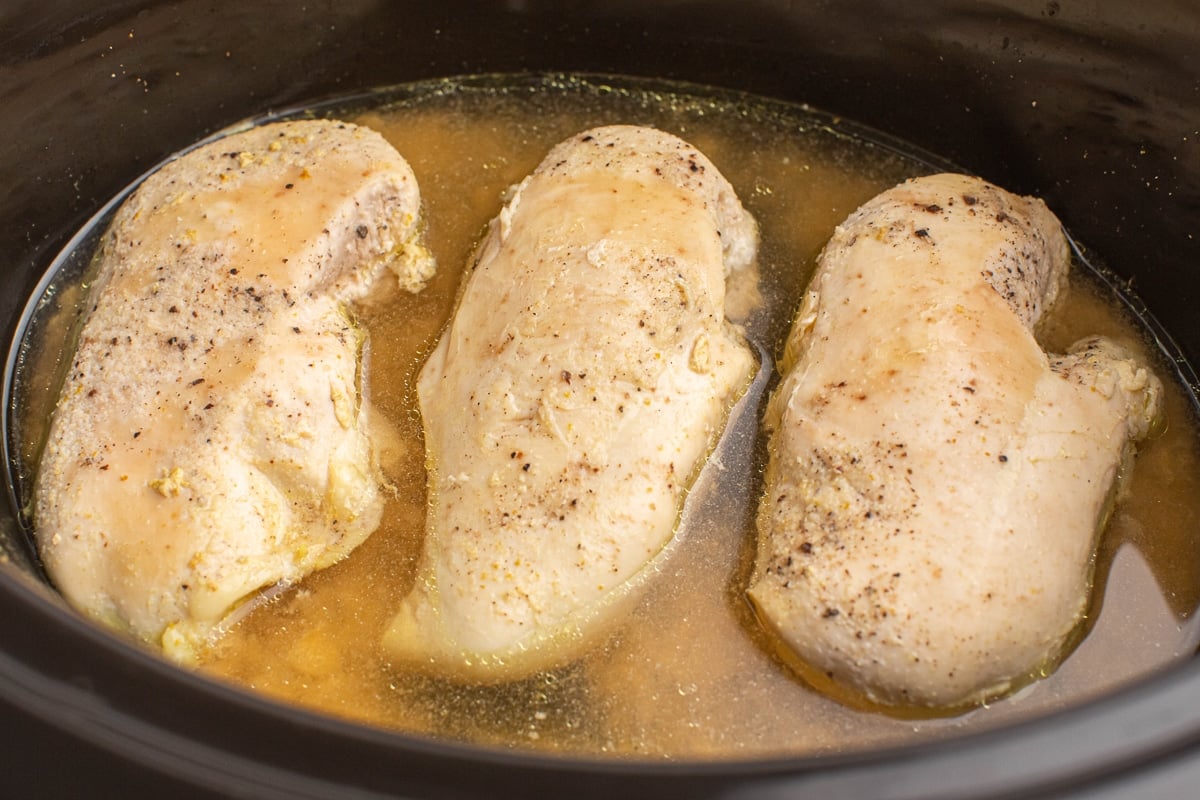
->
[149,466,188,497]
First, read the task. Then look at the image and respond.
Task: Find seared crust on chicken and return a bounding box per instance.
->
[750,173,1162,709]
[35,119,434,660]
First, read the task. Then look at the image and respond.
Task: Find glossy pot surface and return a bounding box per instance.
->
[0,1,1198,797]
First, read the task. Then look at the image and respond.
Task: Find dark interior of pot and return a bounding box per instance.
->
[1,1,1199,797]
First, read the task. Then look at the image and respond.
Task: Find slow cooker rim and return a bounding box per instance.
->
[4,68,1199,799]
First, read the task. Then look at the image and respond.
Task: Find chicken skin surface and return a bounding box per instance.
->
[749,173,1162,709]
[385,125,758,680]
[35,119,433,660]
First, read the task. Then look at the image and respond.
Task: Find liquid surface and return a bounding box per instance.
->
[14,75,1200,758]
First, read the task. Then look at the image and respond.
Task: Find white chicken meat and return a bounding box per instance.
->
[35,119,434,661]
[385,125,758,680]
[749,173,1162,709]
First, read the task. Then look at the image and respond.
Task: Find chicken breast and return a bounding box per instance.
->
[384,125,758,680]
[749,173,1162,709]
[35,119,434,661]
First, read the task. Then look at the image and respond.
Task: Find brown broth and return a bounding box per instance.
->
[17,75,1200,758]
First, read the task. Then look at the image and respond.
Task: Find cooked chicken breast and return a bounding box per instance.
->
[749,173,1162,709]
[35,119,434,661]
[384,125,758,680]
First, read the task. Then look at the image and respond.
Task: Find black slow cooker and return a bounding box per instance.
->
[1,1,1198,796]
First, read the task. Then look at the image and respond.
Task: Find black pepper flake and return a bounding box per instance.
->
[284,183,294,189]
[962,195,978,206]
[998,454,1008,462]
[189,378,205,387]
[229,268,239,275]
[355,225,369,239]
[822,608,840,618]
[203,403,214,410]
[168,305,179,313]
[914,228,930,239]
[132,431,141,439]
[800,541,813,554]
[522,463,531,472]
[924,203,942,213]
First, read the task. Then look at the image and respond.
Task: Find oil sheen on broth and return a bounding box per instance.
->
[28,77,1200,757]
